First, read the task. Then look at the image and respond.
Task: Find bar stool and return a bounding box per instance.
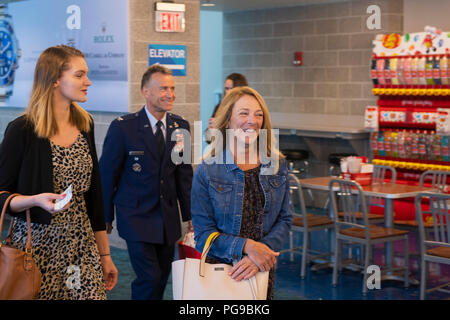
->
[281,149,310,177]
[282,149,313,204]
[330,178,410,295]
[394,170,450,264]
[282,174,334,278]
[415,192,450,300]
[322,153,358,211]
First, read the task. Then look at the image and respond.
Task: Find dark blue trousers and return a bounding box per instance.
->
[126,241,175,300]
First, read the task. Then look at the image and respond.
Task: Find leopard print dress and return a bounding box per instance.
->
[9,133,106,300]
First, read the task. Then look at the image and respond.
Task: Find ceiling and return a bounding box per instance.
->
[199,0,349,12]
[0,0,27,3]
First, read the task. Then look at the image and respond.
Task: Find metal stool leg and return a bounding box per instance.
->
[404,236,409,288]
[420,259,427,300]
[289,230,294,262]
[362,243,371,295]
[332,238,340,287]
[301,231,309,279]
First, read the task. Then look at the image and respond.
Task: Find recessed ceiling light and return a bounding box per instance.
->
[201,0,215,7]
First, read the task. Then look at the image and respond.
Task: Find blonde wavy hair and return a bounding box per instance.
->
[205,86,283,165]
[24,45,92,138]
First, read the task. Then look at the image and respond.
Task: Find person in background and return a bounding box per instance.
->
[0,45,118,299]
[205,73,249,144]
[209,73,249,129]
[191,86,293,299]
[99,64,193,300]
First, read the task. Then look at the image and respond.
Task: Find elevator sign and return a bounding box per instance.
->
[148,44,186,76]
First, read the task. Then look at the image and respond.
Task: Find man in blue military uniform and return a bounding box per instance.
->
[99,64,193,300]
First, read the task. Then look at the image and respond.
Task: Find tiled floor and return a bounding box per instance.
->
[273,229,450,300]
[3,217,448,300]
[107,222,450,300]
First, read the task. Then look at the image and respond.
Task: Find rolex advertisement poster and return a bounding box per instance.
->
[4,0,129,112]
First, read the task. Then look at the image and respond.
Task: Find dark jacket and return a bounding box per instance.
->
[99,107,193,244]
[0,115,106,232]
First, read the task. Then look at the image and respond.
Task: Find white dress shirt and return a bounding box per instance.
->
[144,106,166,141]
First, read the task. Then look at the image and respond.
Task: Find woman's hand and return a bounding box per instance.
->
[9,193,69,214]
[229,255,259,281]
[100,255,118,291]
[243,239,279,272]
[33,193,69,214]
[187,220,194,233]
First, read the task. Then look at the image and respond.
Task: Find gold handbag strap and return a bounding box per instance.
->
[199,231,220,277]
[197,232,261,300]
[0,192,32,253]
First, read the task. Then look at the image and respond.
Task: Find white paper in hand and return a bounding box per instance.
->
[54,184,72,211]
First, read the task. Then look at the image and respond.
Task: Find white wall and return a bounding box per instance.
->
[200,10,223,143]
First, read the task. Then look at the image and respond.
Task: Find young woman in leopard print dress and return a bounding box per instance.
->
[0,45,118,299]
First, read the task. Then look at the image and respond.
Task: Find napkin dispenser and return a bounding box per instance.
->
[341,157,373,185]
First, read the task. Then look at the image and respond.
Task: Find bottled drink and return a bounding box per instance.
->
[404,130,412,158]
[426,131,434,160]
[418,130,427,160]
[433,56,441,85]
[391,130,399,158]
[390,58,398,85]
[398,130,406,158]
[442,135,449,162]
[425,56,434,85]
[448,55,450,86]
[426,131,433,160]
[403,56,412,85]
[371,58,378,85]
[377,59,385,85]
[418,56,427,85]
[411,130,420,159]
[432,132,442,161]
[440,55,448,85]
[385,130,392,157]
[411,56,419,85]
[371,132,379,156]
[397,57,405,85]
[378,130,386,156]
[384,58,391,85]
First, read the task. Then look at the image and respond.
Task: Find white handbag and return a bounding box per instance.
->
[172,232,269,300]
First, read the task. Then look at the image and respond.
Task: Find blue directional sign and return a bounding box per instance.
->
[148,44,186,76]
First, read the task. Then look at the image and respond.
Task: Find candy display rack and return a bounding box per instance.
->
[366,26,450,220]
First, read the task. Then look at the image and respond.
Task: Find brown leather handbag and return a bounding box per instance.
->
[0,192,41,300]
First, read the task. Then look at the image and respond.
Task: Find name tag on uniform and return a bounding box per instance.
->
[129,151,144,156]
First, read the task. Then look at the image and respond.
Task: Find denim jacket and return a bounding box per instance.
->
[191,149,293,264]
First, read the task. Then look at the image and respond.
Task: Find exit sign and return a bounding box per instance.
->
[155,11,185,32]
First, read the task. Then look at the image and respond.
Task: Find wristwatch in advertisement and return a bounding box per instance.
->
[0,4,20,102]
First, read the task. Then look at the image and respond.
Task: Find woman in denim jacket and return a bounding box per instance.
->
[191,86,293,299]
